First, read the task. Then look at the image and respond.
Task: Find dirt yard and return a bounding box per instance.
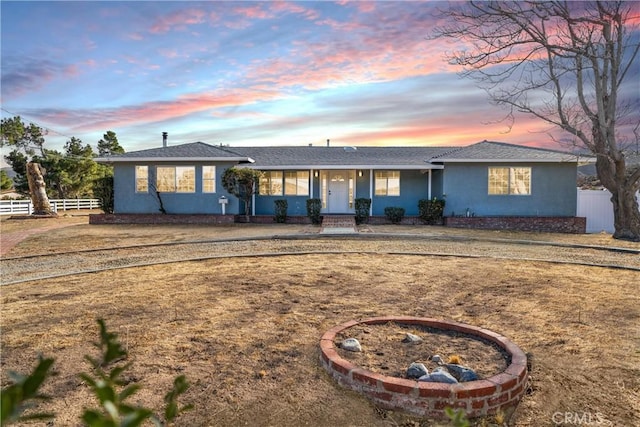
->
[1,215,638,427]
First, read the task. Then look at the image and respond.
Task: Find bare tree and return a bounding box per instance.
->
[433,1,640,241]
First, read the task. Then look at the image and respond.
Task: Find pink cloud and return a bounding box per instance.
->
[55,87,284,132]
[149,8,207,34]
[336,0,376,14]
[270,1,320,20]
[338,112,570,149]
[233,4,272,20]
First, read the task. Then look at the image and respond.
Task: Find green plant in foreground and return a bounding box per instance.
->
[445,407,470,427]
[1,319,192,427]
[1,356,55,425]
[80,319,193,427]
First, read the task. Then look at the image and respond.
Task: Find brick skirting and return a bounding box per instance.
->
[90,213,586,234]
[444,216,586,234]
[89,214,235,225]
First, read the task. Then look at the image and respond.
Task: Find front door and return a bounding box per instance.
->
[323,170,354,213]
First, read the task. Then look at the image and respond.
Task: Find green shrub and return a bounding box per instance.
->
[306,198,322,224]
[354,198,371,225]
[418,197,446,225]
[93,176,114,214]
[274,199,288,223]
[384,206,405,224]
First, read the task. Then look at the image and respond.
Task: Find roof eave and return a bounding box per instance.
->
[95,156,252,163]
[431,158,584,163]
[244,164,445,170]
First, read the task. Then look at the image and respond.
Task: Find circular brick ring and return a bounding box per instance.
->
[319,316,528,420]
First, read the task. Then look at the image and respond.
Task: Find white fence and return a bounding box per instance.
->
[0,199,100,215]
[577,189,640,233]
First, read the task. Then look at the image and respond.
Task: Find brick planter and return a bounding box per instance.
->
[320,317,528,420]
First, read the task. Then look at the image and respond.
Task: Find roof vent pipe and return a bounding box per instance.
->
[326,139,330,147]
[162,132,168,147]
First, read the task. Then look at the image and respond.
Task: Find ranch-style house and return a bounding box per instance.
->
[95,138,590,232]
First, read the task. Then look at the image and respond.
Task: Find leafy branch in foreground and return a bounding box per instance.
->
[80,319,192,427]
[1,356,55,426]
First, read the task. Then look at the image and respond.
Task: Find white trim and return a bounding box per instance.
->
[369,169,373,216]
[246,164,444,170]
[430,157,585,163]
[95,156,253,163]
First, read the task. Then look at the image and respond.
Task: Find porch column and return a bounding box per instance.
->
[369,169,373,215]
[310,169,315,198]
[428,169,432,199]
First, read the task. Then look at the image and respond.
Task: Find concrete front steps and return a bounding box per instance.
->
[320,215,357,234]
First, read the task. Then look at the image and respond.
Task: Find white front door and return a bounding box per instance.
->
[323,170,354,213]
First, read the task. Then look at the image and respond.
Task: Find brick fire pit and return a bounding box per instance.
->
[319,316,528,419]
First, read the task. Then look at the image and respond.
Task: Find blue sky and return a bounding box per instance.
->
[1,1,638,160]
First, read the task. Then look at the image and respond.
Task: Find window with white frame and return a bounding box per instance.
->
[135,166,148,193]
[156,166,195,193]
[203,166,216,193]
[259,171,283,195]
[284,171,309,196]
[488,167,531,195]
[374,171,400,196]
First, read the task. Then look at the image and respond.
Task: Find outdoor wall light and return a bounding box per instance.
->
[358,170,363,177]
[314,170,319,177]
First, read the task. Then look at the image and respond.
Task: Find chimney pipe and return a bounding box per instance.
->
[162,132,168,147]
[326,139,330,147]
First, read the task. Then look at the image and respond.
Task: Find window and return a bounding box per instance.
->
[488,167,531,195]
[135,166,148,193]
[374,171,400,196]
[156,166,195,193]
[203,166,216,193]
[259,171,283,195]
[284,171,309,196]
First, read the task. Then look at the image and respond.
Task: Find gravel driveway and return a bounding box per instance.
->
[2,233,638,285]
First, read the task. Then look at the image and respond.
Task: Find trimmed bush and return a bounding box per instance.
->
[274,199,288,223]
[306,198,322,225]
[384,206,405,224]
[354,198,371,224]
[418,197,446,225]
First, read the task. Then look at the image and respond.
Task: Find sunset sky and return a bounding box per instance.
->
[1,1,638,159]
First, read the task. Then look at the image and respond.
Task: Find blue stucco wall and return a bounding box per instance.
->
[370,170,431,216]
[254,196,309,216]
[113,162,241,214]
[442,163,577,217]
[431,170,444,199]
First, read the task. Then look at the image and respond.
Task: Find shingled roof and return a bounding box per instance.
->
[95,142,253,162]
[229,146,452,169]
[429,141,586,163]
[97,140,589,167]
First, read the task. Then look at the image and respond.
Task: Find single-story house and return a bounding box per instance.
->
[96,139,591,232]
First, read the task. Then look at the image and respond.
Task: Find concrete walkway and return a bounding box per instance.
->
[1,222,77,257]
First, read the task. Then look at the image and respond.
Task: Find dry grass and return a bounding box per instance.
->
[1,216,639,426]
